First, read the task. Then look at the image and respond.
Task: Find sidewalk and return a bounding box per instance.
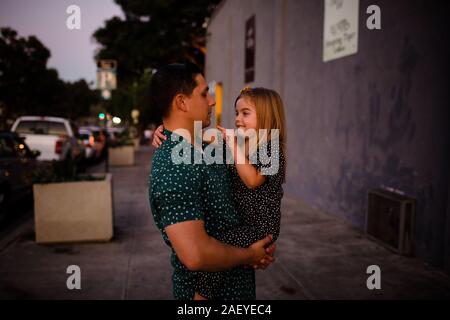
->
[0,146,449,299]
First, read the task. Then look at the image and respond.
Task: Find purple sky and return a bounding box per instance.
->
[0,0,123,86]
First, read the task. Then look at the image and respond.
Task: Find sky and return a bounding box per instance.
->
[0,0,124,86]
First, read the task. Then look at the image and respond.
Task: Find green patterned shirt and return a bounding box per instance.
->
[149,129,255,300]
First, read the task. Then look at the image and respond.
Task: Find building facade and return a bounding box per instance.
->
[205,0,450,271]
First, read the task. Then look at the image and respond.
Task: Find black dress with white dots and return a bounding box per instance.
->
[196,139,285,299]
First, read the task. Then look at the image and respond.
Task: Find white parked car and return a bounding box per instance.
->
[11,116,84,162]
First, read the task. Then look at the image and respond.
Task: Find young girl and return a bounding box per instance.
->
[152,87,287,300]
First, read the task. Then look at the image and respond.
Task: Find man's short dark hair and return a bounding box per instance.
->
[149,63,203,119]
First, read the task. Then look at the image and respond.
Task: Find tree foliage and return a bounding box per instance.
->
[0,27,97,127]
[93,0,221,86]
[92,0,221,127]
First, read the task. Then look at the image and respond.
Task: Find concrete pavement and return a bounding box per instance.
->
[0,146,449,299]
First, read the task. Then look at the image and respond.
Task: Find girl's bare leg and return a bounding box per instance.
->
[194,292,208,300]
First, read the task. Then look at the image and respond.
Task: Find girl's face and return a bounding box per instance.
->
[235,97,257,131]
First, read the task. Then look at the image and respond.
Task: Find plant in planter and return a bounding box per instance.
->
[32,161,114,244]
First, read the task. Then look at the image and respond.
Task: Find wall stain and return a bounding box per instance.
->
[399,36,418,95]
[368,83,415,150]
[329,153,432,232]
[332,36,420,227]
[335,91,355,151]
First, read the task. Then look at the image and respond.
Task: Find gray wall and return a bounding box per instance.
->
[205,0,450,271]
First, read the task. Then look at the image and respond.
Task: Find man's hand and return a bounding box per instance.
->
[248,235,274,266]
[244,242,276,270]
[152,124,166,148]
[252,243,276,270]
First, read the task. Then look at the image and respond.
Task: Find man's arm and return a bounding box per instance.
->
[165,220,272,272]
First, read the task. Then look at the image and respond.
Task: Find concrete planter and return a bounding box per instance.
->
[133,138,140,151]
[108,145,134,166]
[33,174,113,244]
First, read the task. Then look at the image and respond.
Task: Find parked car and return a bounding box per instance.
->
[107,126,128,140]
[79,126,109,159]
[78,128,97,159]
[11,116,84,163]
[0,131,40,216]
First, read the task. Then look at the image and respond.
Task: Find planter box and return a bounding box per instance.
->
[34,174,113,244]
[133,138,140,151]
[108,145,134,166]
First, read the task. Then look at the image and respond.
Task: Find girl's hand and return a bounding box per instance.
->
[217,125,249,164]
[216,125,235,147]
[216,125,239,160]
[216,125,228,140]
[152,125,167,148]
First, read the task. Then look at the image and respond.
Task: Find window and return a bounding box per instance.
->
[245,15,256,83]
[15,121,68,136]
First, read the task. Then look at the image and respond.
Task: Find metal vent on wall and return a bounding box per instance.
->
[366,189,415,256]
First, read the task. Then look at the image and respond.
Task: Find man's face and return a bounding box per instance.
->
[184,74,215,128]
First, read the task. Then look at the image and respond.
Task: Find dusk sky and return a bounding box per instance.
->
[0,0,124,86]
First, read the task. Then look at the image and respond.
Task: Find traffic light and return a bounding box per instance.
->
[98,113,106,120]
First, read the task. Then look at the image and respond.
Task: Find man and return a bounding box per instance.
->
[148,63,274,300]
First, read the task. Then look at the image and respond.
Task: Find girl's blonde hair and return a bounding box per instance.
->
[235,87,287,181]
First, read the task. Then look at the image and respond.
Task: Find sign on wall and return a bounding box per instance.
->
[245,15,255,83]
[323,0,359,62]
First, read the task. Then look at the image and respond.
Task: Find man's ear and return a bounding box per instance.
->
[174,94,188,112]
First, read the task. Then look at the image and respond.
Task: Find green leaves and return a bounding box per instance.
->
[93,0,221,85]
[0,27,98,123]
[90,0,221,128]
[30,160,105,184]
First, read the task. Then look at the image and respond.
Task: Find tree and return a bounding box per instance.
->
[0,27,98,127]
[131,69,161,127]
[92,0,220,128]
[57,80,98,119]
[93,0,220,83]
[0,27,59,118]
